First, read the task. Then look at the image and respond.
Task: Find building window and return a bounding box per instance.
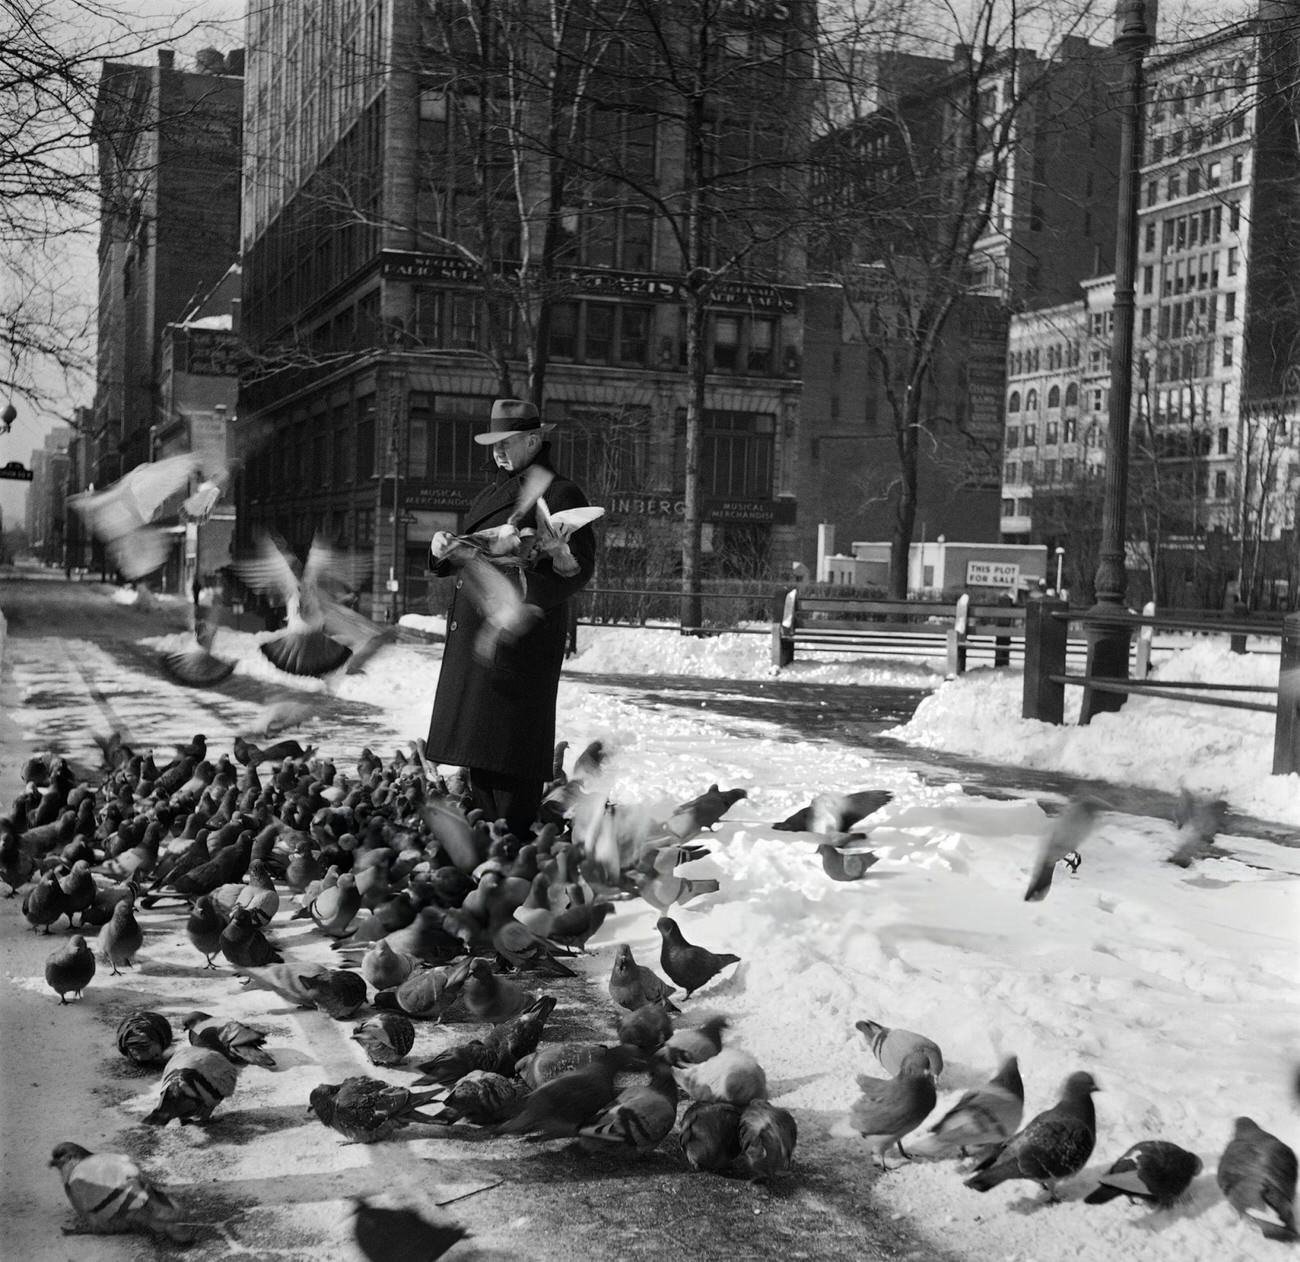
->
[1227,246,1239,276]
[695,410,774,499]
[1143,265,1154,294]
[1047,385,1060,410]
[1023,423,1037,446]
[1046,420,1059,444]
[1218,426,1229,454]
[713,316,741,370]
[1043,459,1057,483]
[1062,457,1076,480]
[620,306,651,365]
[1214,470,1228,498]
[1231,154,1244,180]
[355,508,375,546]
[748,318,775,374]
[1207,160,1221,188]
[1143,223,1156,252]
[1064,418,1077,442]
[1025,389,1038,414]
[1167,172,1181,199]
[1004,461,1017,483]
[585,304,614,362]
[1146,180,1159,206]
[549,303,578,358]
[1001,497,1015,516]
[1064,383,1079,409]
[1007,390,1021,412]
[1222,336,1233,367]
[1224,291,1236,322]
[1006,426,1020,449]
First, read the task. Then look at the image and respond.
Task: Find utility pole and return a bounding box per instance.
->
[1081,0,1156,722]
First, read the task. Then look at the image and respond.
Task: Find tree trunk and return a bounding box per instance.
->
[681,293,705,633]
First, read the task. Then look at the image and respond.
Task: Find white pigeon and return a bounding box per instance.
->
[533,497,605,576]
[69,454,204,579]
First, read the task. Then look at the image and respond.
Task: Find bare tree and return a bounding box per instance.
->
[810,0,1114,598]
[1,1,220,413]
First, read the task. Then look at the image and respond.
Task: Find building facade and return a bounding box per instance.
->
[802,34,1122,575]
[997,4,1300,608]
[90,46,244,584]
[238,0,815,618]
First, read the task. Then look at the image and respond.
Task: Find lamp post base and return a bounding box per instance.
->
[1080,602,1133,724]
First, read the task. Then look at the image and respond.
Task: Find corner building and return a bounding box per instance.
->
[238,0,814,617]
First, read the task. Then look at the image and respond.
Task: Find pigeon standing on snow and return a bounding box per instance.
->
[1216,1116,1298,1242]
[351,1012,417,1067]
[855,1017,944,1079]
[675,1046,768,1107]
[183,1012,276,1068]
[849,1050,937,1171]
[656,916,740,998]
[922,1054,1023,1159]
[116,1010,174,1066]
[49,1143,195,1243]
[310,1076,444,1144]
[97,897,144,975]
[736,1098,798,1180]
[964,1070,1099,1198]
[679,1099,743,1172]
[144,1045,240,1126]
[45,935,96,1003]
[1083,1139,1203,1208]
[1024,796,1104,901]
[608,943,679,1013]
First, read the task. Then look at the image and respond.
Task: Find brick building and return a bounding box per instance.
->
[237,0,815,618]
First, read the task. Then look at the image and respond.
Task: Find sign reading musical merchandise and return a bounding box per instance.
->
[966,560,1020,588]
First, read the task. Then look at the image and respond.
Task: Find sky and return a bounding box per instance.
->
[10,598,1282,1261]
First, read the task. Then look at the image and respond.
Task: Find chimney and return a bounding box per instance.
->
[225,48,246,77]
[158,48,175,70]
[195,47,225,75]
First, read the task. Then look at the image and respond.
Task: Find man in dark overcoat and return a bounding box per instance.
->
[425,398,596,837]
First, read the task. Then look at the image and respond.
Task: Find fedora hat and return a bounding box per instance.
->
[473,398,557,445]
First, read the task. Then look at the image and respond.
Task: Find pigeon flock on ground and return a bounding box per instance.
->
[3,727,1296,1254]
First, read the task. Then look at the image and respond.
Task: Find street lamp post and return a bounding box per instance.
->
[1081,0,1156,723]
[1055,546,1065,592]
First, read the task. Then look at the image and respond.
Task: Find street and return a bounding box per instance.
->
[0,574,954,1262]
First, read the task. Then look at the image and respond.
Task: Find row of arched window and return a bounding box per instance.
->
[1007,382,1080,413]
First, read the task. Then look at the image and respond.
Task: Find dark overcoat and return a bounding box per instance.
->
[425,454,596,782]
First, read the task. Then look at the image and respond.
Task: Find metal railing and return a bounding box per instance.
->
[1021,599,1300,774]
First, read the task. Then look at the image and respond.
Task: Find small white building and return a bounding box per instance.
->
[824,538,1050,600]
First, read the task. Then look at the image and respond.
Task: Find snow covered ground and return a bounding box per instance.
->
[19,595,1300,1260]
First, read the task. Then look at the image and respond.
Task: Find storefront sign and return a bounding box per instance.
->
[379,251,800,313]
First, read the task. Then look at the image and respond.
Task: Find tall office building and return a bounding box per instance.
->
[998,4,1300,607]
[91,48,244,495]
[802,36,1120,565]
[238,0,814,617]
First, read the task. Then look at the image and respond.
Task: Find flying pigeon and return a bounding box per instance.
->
[68,454,207,579]
[1024,796,1105,901]
[232,531,395,677]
